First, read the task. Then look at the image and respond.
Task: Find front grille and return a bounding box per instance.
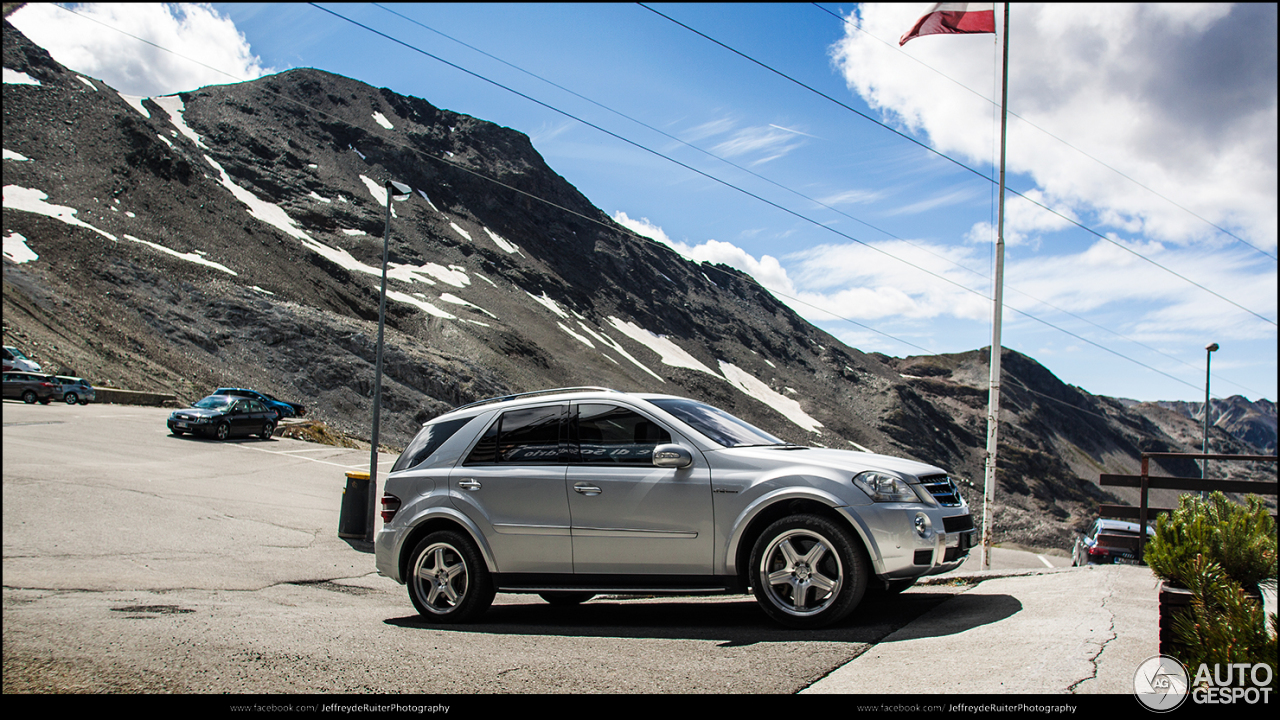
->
[919,474,964,507]
[943,515,974,533]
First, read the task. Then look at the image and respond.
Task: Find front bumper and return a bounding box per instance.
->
[840,505,976,580]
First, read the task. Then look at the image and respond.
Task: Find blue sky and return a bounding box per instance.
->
[9,3,1278,404]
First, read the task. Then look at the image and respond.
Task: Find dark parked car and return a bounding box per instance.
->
[168,395,277,441]
[211,387,305,419]
[3,371,58,404]
[54,376,96,405]
[1072,519,1155,566]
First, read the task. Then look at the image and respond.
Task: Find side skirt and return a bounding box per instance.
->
[493,573,746,596]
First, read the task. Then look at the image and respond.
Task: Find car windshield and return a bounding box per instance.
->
[192,396,233,410]
[649,398,787,448]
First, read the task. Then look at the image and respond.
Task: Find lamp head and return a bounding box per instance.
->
[1205,343,1219,353]
[386,180,412,201]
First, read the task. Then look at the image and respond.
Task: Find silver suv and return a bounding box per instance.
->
[374,388,975,628]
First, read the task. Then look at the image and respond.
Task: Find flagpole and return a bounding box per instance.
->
[981,2,1010,571]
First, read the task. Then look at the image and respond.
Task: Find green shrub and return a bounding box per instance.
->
[1145,492,1277,591]
[1172,554,1278,688]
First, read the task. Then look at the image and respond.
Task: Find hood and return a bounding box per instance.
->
[173,407,227,418]
[710,445,946,481]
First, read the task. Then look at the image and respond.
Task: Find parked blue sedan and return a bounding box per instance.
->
[212,387,306,420]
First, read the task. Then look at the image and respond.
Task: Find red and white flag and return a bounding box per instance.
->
[899,3,996,46]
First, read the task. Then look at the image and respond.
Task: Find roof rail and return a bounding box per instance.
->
[451,386,622,412]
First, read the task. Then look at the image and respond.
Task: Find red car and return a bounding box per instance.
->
[1072,519,1155,566]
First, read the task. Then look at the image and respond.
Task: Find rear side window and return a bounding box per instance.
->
[393,417,472,472]
[574,404,671,466]
[465,405,564,465]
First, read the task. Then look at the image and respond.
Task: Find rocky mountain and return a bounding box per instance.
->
[1124,397,1277,455]
[3,21,1274,550]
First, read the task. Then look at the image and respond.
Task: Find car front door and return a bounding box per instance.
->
[565,402,713,575]
[450,404,573,573]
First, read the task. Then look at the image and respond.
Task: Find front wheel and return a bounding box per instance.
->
[64,392,79,405]
[214,422,230,441]
[22,390,36,404]
[749,514,867,629]
[407,531,494,623]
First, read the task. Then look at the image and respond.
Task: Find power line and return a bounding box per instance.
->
[48,3,1263,395]
[639,3,1277,329]
[369,4,1268,400]
[313,4,1230,393]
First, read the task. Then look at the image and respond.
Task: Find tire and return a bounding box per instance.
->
[259,421,275,439]
[749,514,867,629]
[407,531,494,623]
[539,592,595,606]
[214,422,230,441]
[22,390,37,404]
[64,392,79,405]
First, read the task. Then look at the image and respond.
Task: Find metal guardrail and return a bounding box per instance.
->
[1099,452,1278,561]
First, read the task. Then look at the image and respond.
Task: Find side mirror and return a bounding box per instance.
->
[652,444,693,469]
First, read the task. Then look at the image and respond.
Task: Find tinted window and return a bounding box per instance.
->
[648,398,784,447]
[465,405,564,464]
[575,404,671,466]
[394,417,472,472]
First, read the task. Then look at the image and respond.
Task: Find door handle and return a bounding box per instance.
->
[458,479,482,491]
[573,483,602,496]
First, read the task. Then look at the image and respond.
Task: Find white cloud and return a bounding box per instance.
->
[613,211,798,297]
[679,115,807,166]
[9,3,273,96]
[830,3,1277,250]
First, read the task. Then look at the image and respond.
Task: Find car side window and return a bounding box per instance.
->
[573,403,671,466]
[464,404,564,465]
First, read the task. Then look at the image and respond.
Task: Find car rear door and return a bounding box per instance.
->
[450,403,573,573]
[565,402,713,575]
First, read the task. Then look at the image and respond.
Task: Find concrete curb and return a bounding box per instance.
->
[91,387,177,406]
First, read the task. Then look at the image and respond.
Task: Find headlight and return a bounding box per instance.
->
[853,471,920,503]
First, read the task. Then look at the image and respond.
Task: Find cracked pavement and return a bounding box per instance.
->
[804,564,1163,694]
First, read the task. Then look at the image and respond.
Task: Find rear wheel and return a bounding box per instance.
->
[750,514,867,629]
[64,392,79,405]
[407,531,494,623]
[259,421,275,439]
[22,390,37,404]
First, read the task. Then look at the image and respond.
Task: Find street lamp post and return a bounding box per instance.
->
[367,179,413,542]
[1202,342,1219,481]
